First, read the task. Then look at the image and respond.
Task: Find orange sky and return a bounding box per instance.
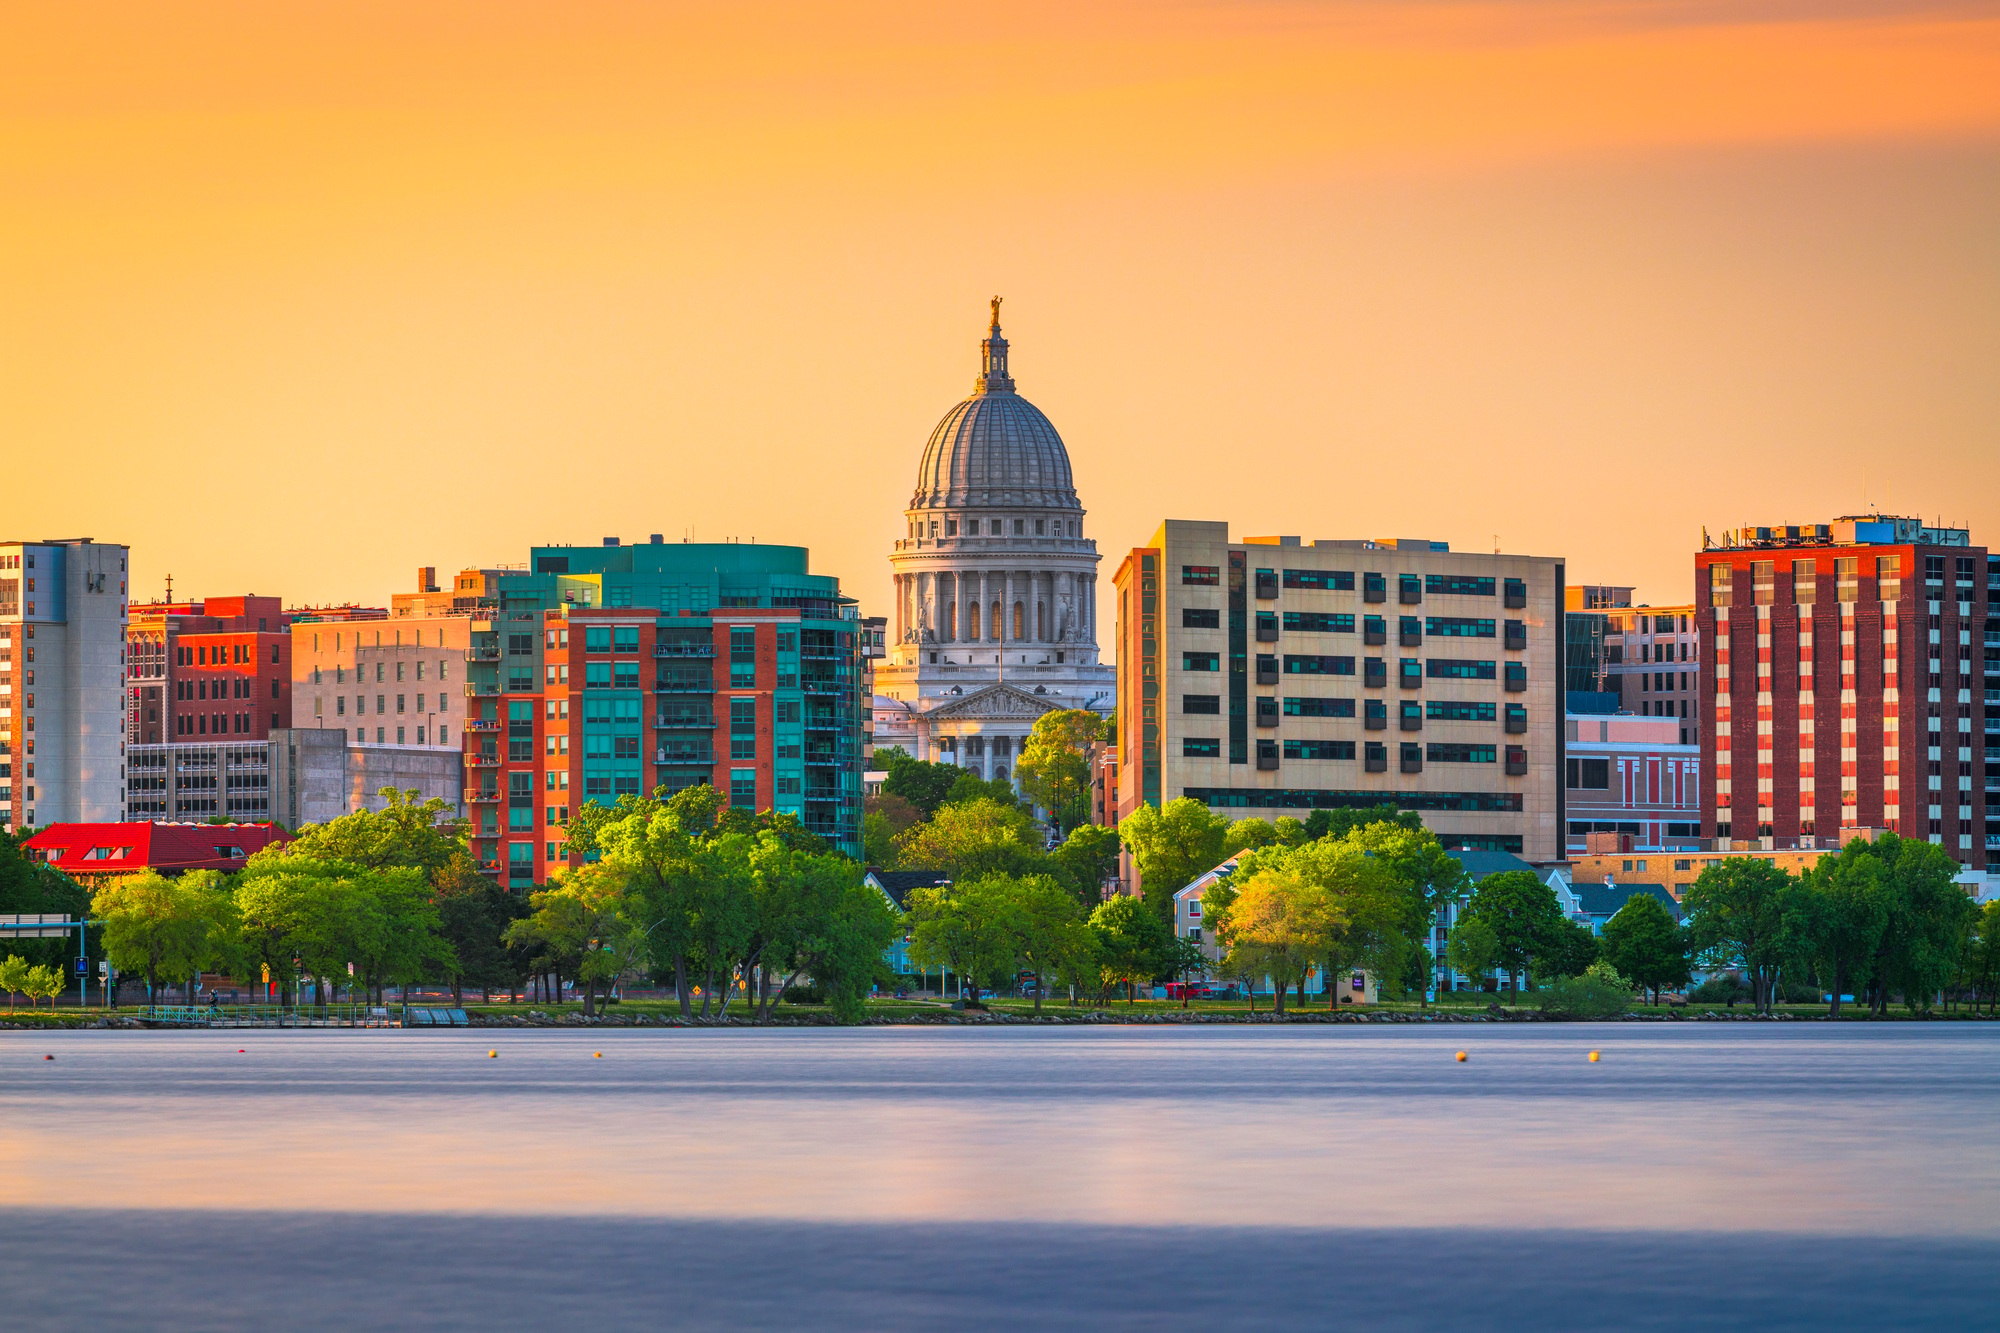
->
[3,1,1997,623]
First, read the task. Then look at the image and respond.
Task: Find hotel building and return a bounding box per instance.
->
[1697,514,1991,867]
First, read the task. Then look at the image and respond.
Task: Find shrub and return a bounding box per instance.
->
[1537,960,1634,1020]
[780,982,824,1006]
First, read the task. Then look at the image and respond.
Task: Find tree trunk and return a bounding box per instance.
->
[1033,970,1043,1015]
[1829,960,1845,1018]
[674,952,691,1017]
[453,977,464,1007]
[701,966,714,1017]
[1273,980,1287,1016]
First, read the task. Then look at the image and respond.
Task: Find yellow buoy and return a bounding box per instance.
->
[488,1050,498,1058]
[1588,1050,1600,1063]
[1454,1051,1467,1062]
[593,1052,602,1058]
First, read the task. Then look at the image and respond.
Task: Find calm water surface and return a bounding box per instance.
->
[3,1024,1995,1329]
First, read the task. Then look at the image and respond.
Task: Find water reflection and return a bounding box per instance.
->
[3,1027,1995,1235]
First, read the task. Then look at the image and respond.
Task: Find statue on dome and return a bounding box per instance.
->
[990,295,1002,328]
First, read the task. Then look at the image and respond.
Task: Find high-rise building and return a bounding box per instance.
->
[127,594,292,746]
[1696,514,1990,867]
[459,538,864,887]
[0,538,130,830]
[1562,706,1701,855]
[1112,522,1565,865]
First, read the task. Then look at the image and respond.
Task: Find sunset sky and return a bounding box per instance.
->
[3,1,1996,623]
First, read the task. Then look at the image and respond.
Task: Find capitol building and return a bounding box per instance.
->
[872,301,1116,783]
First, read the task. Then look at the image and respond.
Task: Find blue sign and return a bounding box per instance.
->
[74,958,88,974]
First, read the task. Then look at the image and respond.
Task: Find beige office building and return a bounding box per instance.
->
[1112,521,1565,864]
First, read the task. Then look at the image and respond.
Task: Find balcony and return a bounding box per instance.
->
[1400,752,1424,774]
[1504,666,1528,692]
[1505,586,1527,609]
[465,788,500,804]
[1400,713,1422,732]
[1505,626,1528,651]
[802,679,845,695]
[803,749,843,766]
[477,860,501,876]
[1256,623,1279,643]
[1254,574,1278,600]
[1506,748,1528,776]
[466,754,501,768]
[1255,705,1279,729]
[1399,580,1422,606]
[656,747,715,765]
[1364,663,1387,688]
[467,645,501,662]
[655,643,715,658]
[465,718,500,732]
[1505,711,1528,735]
[466,681,501,697]
[656,715,716,730]
[1364,712,1386,731]
[1363,626,1386,646]
[1365,751,1388,773]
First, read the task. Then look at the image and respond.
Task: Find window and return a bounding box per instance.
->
[730,769,757,809]
[730,697,757,761]
[1877,555,1901,600]
[1283,655,1354,675]
[1283,697,1354,717]
[584,627,611,652]
[613,663,640,689]
[1182,651,1221,671]
[1566,758,1610,789]
[1182,565,1220,586]
[1426,659,1496,679]
[1709,563,1733,608]
[1751,560,1775,604]
[1182,607,1221,629]
[1283,740,1355,760]
[1426,700,1495,721]
[1183,694,1221,714]
[1427,743,1495,763]
[1182,737,1221,757]
[1835,557,1858,603]
[1425,574,1494,597]
[1283,569,1354,591]
[1363,572,1387,600]
[730,626,757,688]
[1399,574,1423,603]
[1424,617,1494,638]
[614,627,640,653]
[1284,611,1354,633]
[1792,559,1816,604]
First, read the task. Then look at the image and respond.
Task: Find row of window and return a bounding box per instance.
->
[1184,738,1504,763]
[311,660,448,684]
[176,678,276,701]
[174,643,281,666]
[915,516,1075,539]
[1185,655,1512,680]
[324,693,450,717]
[1182,566,1527,600]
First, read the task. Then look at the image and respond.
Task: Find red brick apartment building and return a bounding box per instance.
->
[127,595,295,745]
[1697,515,1989,868]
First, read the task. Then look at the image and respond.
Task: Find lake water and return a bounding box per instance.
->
[3,1024,1996,1329]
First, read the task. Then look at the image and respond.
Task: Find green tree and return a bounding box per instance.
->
[876,748,963,818]
[0,955,29,1012]
[905,877,1025,1006]
[1003,873,1092,1014]
[1014,709,1101,835]
[1795,842,1889,1015]
[1458,870,1567,1005]
[284,787,463,874]
[1858,832,1976,1015]
[1119,797,1230,920]
[1088,893,1171,1005]
[1681,857,1807,1014]
[1598,892,1690,1005]
[1049,823,1120,909]
[591,791,711,1014]
[1223,818,1281,856]
[1231,834,1410,1010]
[1216,867,1345,1015]
[1964,901,2000,1016]
[1445,915,1500,990]
[1539,918,1601,981]
[504,866,639,1016]
[1304,805,1421,842]
[896,797,1046,881]
[25,962,65,1010]
[94,871,233,1005]
[431,853,527,1004]
[941,770,1024,811]
[1537,959,1635,1019]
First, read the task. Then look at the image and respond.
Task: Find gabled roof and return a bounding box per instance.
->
[24,822,289,876]
[1573,880,1681,922]
[863,868,952,911]
[1175,857,1240,900]
[919,683,1062,721]
[1446,849,1539,881]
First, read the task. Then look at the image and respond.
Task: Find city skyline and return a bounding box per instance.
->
[4,1,1997,626]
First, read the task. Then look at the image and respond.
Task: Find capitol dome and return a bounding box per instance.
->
[910,303,1079,512]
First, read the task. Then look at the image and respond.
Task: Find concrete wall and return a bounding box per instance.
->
[270,728,463,831]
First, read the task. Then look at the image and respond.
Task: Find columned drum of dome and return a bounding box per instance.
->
[875,301,1116,782]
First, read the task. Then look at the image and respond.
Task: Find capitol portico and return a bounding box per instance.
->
[872,300,1116,783]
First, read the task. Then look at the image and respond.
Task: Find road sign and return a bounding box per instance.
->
[74,957,88,975]
[0,913,71,938]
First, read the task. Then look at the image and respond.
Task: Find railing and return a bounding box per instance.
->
[801,679,845,695]
[654,644,715,657]
[466,645,501,661]
[655,717,716,729]
[465,754,501,767]
[140,1004,400,1028]
[657,749,715,765]
[465,718,500,731]
[465,788,500,803]
[466,682,501,696]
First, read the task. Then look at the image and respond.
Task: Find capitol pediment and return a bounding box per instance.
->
[923,684,1060,721]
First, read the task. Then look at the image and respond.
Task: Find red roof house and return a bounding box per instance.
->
[24,822,290,876]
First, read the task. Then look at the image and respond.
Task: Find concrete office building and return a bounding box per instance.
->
[1113,522,1565,864]
[0,538,130,830]
[1565,584,1700,747]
